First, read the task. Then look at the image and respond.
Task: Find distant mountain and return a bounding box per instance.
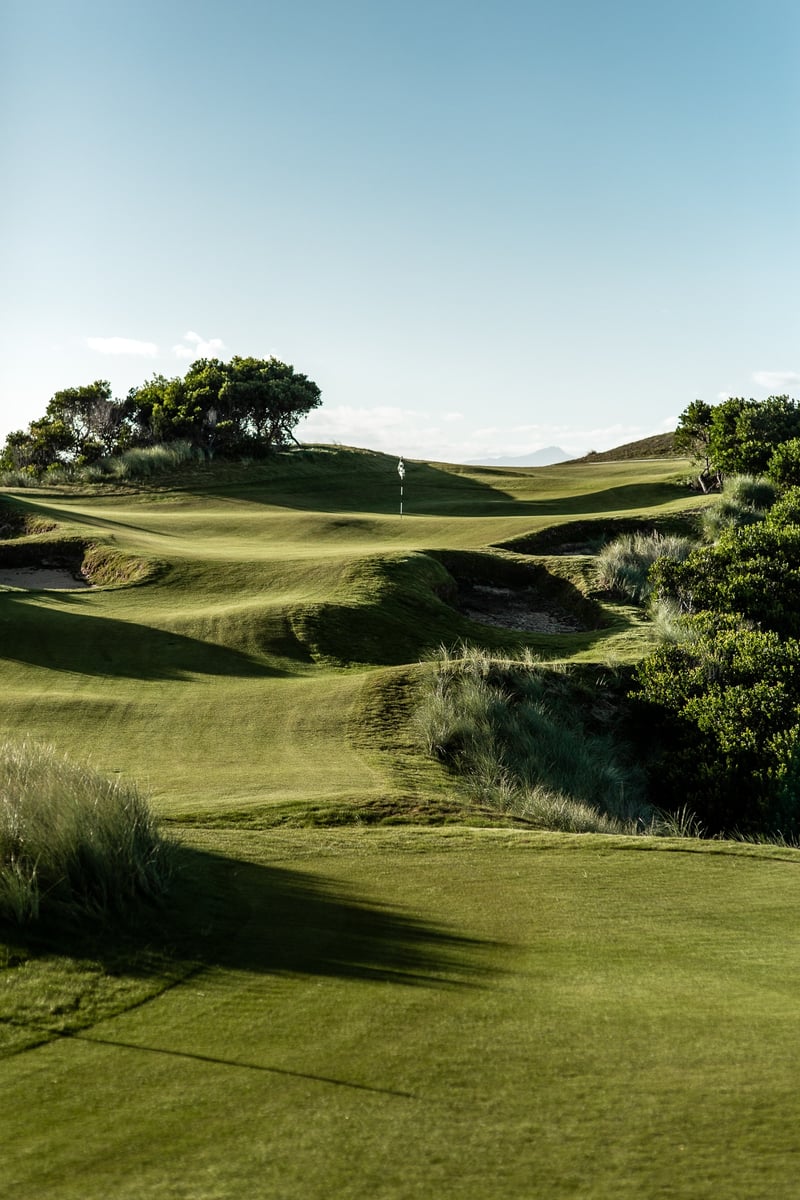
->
[470,445,570,467]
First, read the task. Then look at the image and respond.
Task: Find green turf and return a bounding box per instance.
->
[5,448,797,1198]
[0,451,693,818]
[4,829,800,1199]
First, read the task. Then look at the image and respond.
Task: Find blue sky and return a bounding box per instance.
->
[2,0,798,461]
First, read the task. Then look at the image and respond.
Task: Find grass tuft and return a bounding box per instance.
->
[595,531,695,603]
[701,474,776,539]
[416,645,650,833]
[0,741,175,925]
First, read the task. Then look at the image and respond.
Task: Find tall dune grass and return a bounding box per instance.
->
[416,646,651,833]
[83,441,202,481]
[0,742,174,925]
[701,474,776,539]
[595,531,695,604]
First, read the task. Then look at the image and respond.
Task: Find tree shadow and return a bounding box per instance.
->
[0,593,285,679]
[190,465,687,520]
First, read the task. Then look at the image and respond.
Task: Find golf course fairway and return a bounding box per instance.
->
[3,449,799,1198]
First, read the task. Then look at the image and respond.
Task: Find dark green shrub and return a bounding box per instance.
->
[650,522,800,638]
[768,438,800,489]
[633,616,800,835]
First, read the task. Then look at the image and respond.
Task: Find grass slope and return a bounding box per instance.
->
[0,451,694,820]
[5,447,798,1197]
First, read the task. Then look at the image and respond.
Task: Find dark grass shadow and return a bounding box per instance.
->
[209,851,499,987]
[1,846,503,1091]
[188,469,687,520]
[4,844,502,992]
[1,493,177,539]
[0,593,284,679]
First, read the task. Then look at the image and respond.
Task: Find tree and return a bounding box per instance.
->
[0,421,73,473]
[1,354,323,475]
[45,380,126,463]
[675,399,717,491]
[125,374,196,445]
[218,356,322,449]
[676,395,800,488]
[125,356,321,456]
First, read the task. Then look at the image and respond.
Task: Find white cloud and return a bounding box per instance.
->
[296,406,669,463]
[173,332,226,360]
[752,370,800,392]
[87,336,158,356]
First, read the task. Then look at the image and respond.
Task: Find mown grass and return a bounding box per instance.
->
[4,828,800,1199]
[5,448,800,1197]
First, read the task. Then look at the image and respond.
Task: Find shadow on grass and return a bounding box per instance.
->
[0,593,285,679]
[189,462,686,520]
[4,844,501,992]
[1,845,505,1092]
[195,845,499,987]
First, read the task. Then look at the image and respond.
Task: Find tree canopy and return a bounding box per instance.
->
[676,394,800,490]
[1,356,322,475]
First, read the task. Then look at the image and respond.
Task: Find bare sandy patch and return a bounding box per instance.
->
[460,583,585,633]
[0,567,92,590]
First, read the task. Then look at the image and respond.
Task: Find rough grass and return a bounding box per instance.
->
[702,473,777,539]
[595,529,696,603]
[415,645,650,831]
[0,741,174,924]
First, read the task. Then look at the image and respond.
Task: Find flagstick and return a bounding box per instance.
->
[397,456,406,519]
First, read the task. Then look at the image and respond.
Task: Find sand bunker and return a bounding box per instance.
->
[0,567,92,590]
[460,583,584,633]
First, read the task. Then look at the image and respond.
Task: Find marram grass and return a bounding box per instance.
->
[0,741,174,924]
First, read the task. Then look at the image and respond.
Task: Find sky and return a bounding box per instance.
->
[2,0,798,462]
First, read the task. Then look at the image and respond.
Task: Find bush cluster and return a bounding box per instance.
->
[634,472,800,836]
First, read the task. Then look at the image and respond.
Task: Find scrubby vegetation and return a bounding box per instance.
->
[416,645,650,833]
[594,530,695,603]
[0,741,174,924]
[0,355,321,482]
[632,428,800,836]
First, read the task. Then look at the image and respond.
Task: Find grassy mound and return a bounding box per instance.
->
[0,742,174,924]
[570,431,679,461]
